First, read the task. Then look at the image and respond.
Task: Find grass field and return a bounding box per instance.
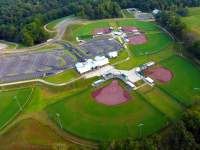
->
[73,21,110,40]
[138,86,183,120]
[46,80,168,141]
[115,44,175,70]
[0,118,86,150]
[116,19,173,56]
[0,88,32,129]
[182,7,200,38]
[45,69,79,84]
[158,56,200,106]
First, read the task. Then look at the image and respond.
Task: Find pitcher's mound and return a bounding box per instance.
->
[148,67,173,83]
[92,80,131,106]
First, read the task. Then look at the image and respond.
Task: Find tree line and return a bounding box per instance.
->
[0,0,122,46]
[0,0,200,46]
[100,103,200,150]
[156,10,200,60]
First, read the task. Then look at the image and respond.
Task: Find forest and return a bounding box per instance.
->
[0,0,200,46]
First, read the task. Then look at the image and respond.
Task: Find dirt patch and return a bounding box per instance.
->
[122,26,138,32]
[146,67,173,83]
[92,28,111,35]
[92,80,131,106]
[128,34,147,45]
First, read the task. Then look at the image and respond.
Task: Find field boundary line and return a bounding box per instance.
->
[156,85,188,107]
[0,88,34,131]
[136,90,170,121]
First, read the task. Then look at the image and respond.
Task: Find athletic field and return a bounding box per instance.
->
[65,19,173,56]
[0,88,33,129]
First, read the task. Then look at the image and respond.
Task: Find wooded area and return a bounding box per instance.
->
[0,0,200,46]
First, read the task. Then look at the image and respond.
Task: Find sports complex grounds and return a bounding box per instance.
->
[0,18,199,145]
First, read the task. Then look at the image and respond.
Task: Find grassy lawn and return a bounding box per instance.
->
[0,118,86,150]
[116,19,160,32]
[110,49,129,64]
[182,7,200,38]
[138,86,183,120]
[72,21,110,40]
[0,88,32,129]
[32,44,62,51]
[46,15,74,30]
[45,69,79,84]
[46,80,167,141]
[158,56,200,106]
[115,44,175,70]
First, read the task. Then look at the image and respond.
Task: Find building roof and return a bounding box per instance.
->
[76,56,109,74]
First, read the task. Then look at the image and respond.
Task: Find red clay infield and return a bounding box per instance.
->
[92,28,110,35]
[128,34,147,45]
[122,26,138,32]
[147,67,173,83]
[92,80,131,106]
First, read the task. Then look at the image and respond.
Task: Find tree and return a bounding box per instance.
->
[21,31,33,46]
[188,41,200,58]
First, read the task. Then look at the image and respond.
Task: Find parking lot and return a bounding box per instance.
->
[79,36,123,57]
[0,50,75,82]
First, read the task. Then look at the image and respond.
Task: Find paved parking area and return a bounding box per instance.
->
[79,37,123,57]
[0,50,75,82]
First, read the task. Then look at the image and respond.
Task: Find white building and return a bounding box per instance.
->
[75,62,92,74]
[75,56,109,74]
[152,9,160,15]
[108,51,118,58]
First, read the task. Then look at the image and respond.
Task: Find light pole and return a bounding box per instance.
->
[14,96,22,111]
[56,113,63,129]
[137,123,144,139]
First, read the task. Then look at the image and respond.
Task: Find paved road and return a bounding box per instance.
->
[1,17,83,54]
[0,76,83,87]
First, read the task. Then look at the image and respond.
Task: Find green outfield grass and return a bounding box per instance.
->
[130,32,173,56]
[138,86,183,120]
[158,56,200,106]
[182,7,200,38]
[116,19,173,56]
[116,19,160,32]
[115,44,175,70]
[0,88,32,129]
[46,80,167,141]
